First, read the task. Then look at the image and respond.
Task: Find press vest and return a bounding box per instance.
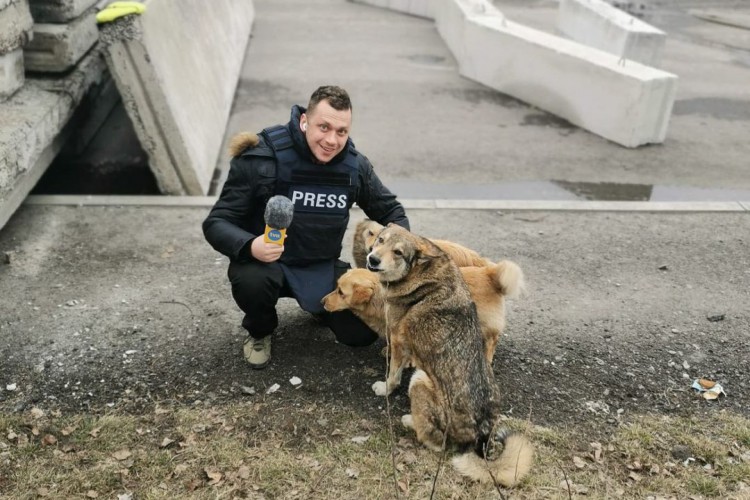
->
[261,125,359,266]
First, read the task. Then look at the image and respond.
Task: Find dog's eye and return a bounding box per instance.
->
[394,249,403,257]
[365,230,373,237]
[337,288,344,296]
[377,237,384,244]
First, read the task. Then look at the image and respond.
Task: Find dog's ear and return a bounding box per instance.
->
[351,282,375,304]
[414,240,441,267]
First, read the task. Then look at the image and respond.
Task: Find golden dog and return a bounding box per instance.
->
[366,224,533,486]
[352,219,490,270]
[322,261,523,364]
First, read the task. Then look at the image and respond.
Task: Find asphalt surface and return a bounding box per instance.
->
[1,0,749,426]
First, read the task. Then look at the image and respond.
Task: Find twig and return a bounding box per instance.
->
[557,457,574,500]
[158,299,194,316]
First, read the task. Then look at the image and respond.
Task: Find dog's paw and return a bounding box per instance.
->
[401,414,414,429]
[372,381,388,396]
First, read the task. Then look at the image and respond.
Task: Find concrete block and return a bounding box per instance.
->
[0,0,34,54]
[352,0,433,19]
[558,0,666,67]
[0,48,24,101]
[433,0,504,70]
[24,8,98,72]
[460,15,677,147]
[99,0,255,195]
[0,47,106,230]
[28,0,98,23]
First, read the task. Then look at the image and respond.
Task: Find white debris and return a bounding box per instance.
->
[289,376,302,386]
[6,384,17,391]
[266,383,280,394]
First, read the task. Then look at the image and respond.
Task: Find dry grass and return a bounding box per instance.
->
[1,404,749,499]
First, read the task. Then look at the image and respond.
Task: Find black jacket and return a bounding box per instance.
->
[203,106,409,263]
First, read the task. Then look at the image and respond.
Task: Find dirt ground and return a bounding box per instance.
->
[1,205,748,442]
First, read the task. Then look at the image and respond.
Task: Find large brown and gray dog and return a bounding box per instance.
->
[365,224,533,486]
[352,219,490,270]
[322,261,523,364]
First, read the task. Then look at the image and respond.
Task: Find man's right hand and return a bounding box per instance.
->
[251,236,284,262]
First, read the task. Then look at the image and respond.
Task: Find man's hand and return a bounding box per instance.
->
[251,236,284,262]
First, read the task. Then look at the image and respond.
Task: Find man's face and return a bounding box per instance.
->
[300,99,352,164]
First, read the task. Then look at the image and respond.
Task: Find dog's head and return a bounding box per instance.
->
[359,220,384,253]
[321,268,380,312]
[366,224,442,282]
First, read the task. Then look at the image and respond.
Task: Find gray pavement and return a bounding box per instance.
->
[0,0,749,425]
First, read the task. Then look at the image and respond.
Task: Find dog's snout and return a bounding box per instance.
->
[367,253,380,270]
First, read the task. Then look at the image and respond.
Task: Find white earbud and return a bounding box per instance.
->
[301,123,307,132]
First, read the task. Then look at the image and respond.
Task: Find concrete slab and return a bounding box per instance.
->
[352,0,433,19]
[0,47,106,230]
[28,0,98,23]
[558,0,666,67]
[0,48,24,100]
[99,0,255,195]
[24,7,98,72]
[457,14,678,147]
[0,0,33,54]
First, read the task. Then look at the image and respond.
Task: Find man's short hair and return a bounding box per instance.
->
[308,85,352,114]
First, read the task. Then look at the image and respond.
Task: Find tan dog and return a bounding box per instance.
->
[352,219,490,269]
[322,261,523,364]
[367,224,533,486]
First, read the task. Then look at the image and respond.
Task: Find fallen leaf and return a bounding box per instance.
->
[698,378,716,389]
[238,465,250,479]
[160,437,175,448]
[351,435,370,444]
[573,456,586,468]
[31,427,40,436]
[186,478,202,491]
[30,407,44,419]
[154,406,170,415]
[345,467,359,479]
[113,449,132,461]
[204,468,223,485]
[37,487,49,497]
[42,434,57,446]
[6,431,17,441]
[398,480,409,493]
[61,426,76,436]
[86,491,99,498]
[628,472,642,482]
[89,427,102,438]
[174,464,189,475]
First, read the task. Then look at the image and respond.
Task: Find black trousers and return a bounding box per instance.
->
[227,259,379,347]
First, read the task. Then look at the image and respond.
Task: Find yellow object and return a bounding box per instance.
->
[96,2,146,24]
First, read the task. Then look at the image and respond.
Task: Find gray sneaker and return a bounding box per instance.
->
[243,335,271,369]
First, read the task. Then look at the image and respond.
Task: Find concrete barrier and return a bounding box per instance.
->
[0,48,106,230]
[370,0,677,147]
[99,0,255,195]
[460,15,677,147]
[24,7,98,72]
[0,0,33,100]
[558,0,666,67]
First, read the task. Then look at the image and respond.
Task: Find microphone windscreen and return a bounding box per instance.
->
[264,195,294,229]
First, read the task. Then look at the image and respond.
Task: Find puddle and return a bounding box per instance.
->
[387,179,750,202]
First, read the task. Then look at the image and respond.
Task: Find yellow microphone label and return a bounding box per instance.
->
[264,226,286,245]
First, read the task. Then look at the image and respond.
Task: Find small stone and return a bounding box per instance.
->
[707,314,725,322]
[241,386,255,395]
[3,251,13,264]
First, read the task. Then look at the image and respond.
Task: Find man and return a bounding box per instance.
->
[203,86,409,369]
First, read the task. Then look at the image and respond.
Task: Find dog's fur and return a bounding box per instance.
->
[352,219,490,270]
[322,261,523,364]
[366,224,533,486]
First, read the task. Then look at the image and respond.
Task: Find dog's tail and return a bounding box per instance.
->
[452,430,534,486]
[488,260,525,298]
[228,132,259,157]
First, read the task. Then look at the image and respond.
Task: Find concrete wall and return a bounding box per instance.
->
[24,7,98,72]
[100,0,255,195]
[28,0,98,23]
[558,0,666,67]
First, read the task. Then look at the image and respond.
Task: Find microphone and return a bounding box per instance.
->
[263,195,294,245]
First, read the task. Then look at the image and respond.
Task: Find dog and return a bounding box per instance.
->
[352,219,490,270]
[365,224,533,486]
[322,261,523,364]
